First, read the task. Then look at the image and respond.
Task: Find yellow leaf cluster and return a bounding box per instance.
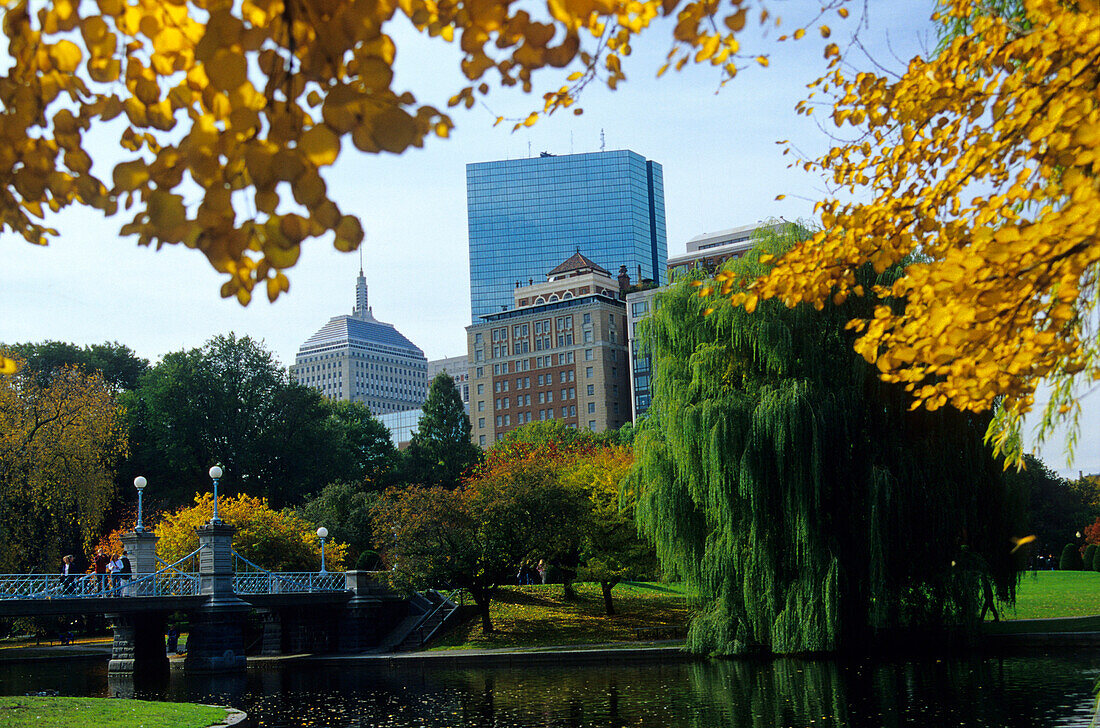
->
[721,0,1100,462]
[0,0,847,303]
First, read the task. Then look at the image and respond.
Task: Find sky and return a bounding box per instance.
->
[1,1,1096,475]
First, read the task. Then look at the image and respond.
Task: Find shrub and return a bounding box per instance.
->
[1060,543,1084,570]
[1084,545,1097,571]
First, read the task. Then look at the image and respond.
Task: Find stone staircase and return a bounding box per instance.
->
[389,590,461,652]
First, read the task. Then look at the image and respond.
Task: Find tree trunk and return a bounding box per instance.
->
[601,580,618,615]
[470,587,494,633]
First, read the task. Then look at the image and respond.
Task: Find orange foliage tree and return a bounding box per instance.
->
[375,442,591,632]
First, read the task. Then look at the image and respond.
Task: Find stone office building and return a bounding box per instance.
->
[467,252,632,447]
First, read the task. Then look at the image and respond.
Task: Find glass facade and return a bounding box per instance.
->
[467,150,667,322]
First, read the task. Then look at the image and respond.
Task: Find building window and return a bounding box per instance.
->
[476,367,483,378]
[559,371,567,383]
[539,392,545,403]
[479,418,485,428]
[561,389,567,400]
[589,420,597,430]
[584,330,594,343]
[496,416,502,427]
[477,383,484,395]
[479,435,486,446]
[586,367,593,377]
[569,387,575,398]
[562,407,568,418]
[588,402,596,413]
[568,370,575,381]
[585,349,593,361]
[478,401,485,411]
[613,403,620,414]
[583,313,591,324]
[547,391,553,402]
[570,405,576,416]
[475,332,483,344]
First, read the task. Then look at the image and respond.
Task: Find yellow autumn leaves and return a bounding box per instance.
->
[0,0,850,352]
[699,0,1100,462]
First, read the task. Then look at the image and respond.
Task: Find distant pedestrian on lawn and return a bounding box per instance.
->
[537,559,547,584]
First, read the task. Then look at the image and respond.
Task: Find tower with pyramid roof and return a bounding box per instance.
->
[290,269,427,414]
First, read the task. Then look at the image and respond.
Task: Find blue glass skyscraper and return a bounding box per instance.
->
[467,150,667,322]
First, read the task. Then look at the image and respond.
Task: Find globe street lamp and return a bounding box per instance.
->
[133,476,147,532]
[317,527,329,574]
[209,465,224,523]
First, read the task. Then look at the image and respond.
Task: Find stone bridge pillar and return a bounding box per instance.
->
[184,521,250,673]
[107,529,165,674]
[120,530,159,577]
[107,611,169,674]
[338,571,408,653]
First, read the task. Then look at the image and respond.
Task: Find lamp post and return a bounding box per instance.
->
[133,476,147,532]
[209,465,224,523]
[317,527,329,574]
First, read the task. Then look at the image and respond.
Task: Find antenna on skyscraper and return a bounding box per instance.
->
[600,129,605,152]
[528,141,532,157]
[358,245,364,276]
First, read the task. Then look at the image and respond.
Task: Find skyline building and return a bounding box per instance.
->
[289,268,428,414]
[467,251,632,447]
[467,149,667,323]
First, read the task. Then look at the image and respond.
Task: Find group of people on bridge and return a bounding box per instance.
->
[60,548,132,595]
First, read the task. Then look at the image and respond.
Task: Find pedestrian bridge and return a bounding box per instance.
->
[0,548,347,614]
[0,522,418,674]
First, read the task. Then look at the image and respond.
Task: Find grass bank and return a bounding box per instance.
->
[982,571,1100,635]
[0,696,227,728]
[431,581,693,651]
[1008,571,1100,620]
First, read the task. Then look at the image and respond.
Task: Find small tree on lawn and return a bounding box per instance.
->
[564,446,657,616]
[375,458,588,633]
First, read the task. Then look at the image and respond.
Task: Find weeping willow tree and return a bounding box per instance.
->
[631,223,1025,655]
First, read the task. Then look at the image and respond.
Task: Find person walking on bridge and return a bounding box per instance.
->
[60,555,75,594]
[93,547,109,594]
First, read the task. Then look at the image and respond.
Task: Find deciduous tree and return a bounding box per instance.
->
[376,456,588,632]
[705,0,1100,462]
[124,334,388,507]
[156,492,345,571]
[0,361,127,572]
[634,225,1025,655]
[564,445,657,615]
[3,341,149,391]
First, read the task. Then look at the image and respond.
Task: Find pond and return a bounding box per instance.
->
[0,652,1097,727]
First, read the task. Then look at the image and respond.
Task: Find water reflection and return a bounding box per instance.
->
[1,652,1097,727]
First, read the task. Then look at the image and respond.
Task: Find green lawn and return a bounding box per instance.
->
[0,697,227,728]
[431,581,693,651]
[1007,571,1100,620]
